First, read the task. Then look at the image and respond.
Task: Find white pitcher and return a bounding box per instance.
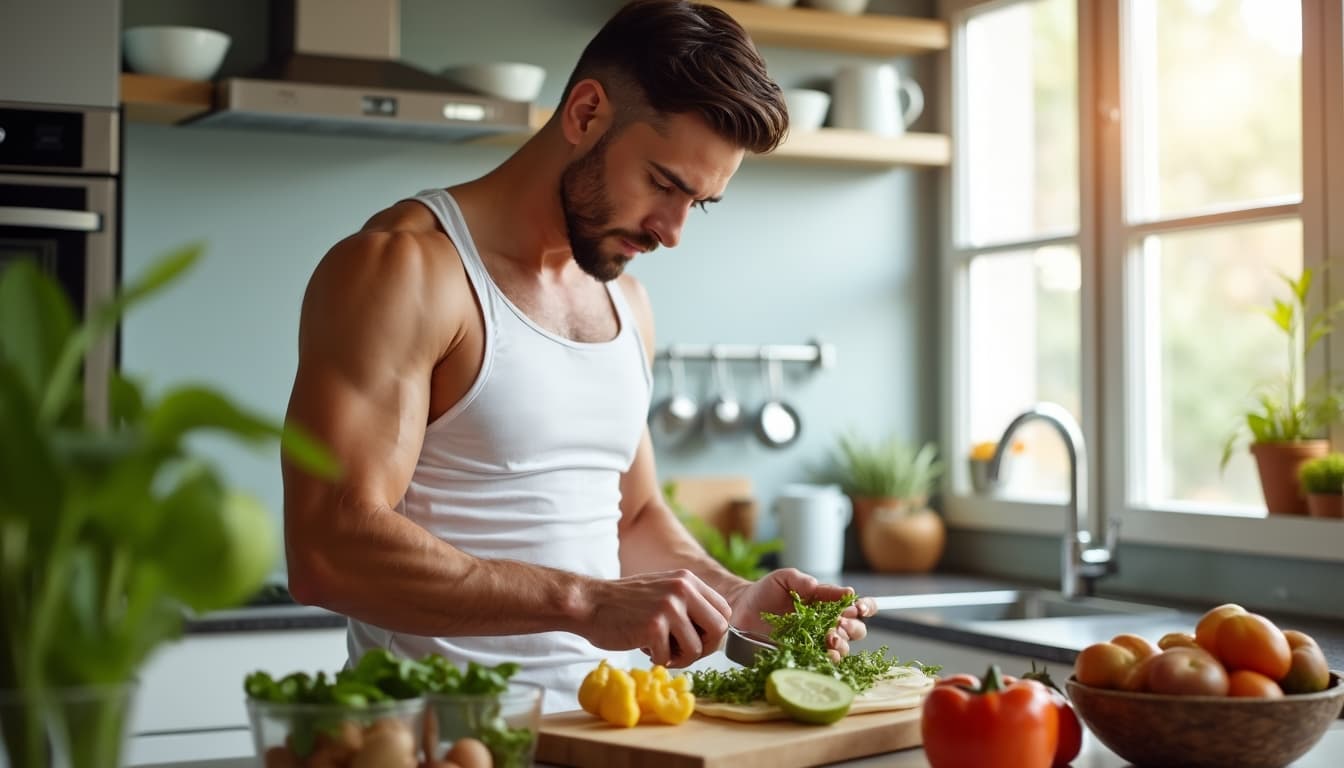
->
[830,63,925,136]
[772,484,853,578]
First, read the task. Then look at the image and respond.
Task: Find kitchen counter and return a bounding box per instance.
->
[132,720,1344,767]
[150,571,1342,766]
[841,572,1344,672]
[200,571,1344,668]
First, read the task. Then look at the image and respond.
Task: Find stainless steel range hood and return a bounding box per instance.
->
[188,0,530,140]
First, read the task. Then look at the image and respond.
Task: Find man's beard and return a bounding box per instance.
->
[560,132,657,282]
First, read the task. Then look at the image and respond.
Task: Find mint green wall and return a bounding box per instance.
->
[119,0,1338,615]
[120,0,943,563]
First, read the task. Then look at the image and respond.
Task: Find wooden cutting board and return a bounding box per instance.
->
[536,700,925,768]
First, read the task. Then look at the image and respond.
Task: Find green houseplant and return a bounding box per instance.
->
[1298,453,1344,519]
[663,482,782,579]
[1221,268,1344,515]
[0,245,337,767]
[815,433,946,573]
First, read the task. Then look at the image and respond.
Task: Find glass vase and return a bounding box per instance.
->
[0,683,137,768]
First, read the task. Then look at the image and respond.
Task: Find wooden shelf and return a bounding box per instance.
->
[472,109,948,168]
[699,0,948,57]
[772,127,948,167]
[120,78,949,169]
[120,73,213,124]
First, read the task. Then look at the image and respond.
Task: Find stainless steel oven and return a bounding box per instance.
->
[0,103,120,422]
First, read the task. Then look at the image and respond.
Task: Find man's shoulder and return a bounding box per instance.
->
[306,201,469,319]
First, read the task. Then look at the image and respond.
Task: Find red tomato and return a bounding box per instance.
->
[1073,642,1137,689]
[1194,603,1246,653]
[1020,665,1083,768]
[1281,630,1330,694]
[1215,613,1291,680]
[1145,647,1229,696]
[1110,633,1160,660]
[1157,632,1199,650]
[1227,670,1285,698]
[922,666,1059,768]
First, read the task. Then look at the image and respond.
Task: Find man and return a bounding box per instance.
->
[282,0,877,712]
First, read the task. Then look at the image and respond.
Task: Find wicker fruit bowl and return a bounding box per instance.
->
[1065,671,1344,768]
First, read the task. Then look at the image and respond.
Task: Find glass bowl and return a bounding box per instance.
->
[424,681,544,768]
[245,696,425,767]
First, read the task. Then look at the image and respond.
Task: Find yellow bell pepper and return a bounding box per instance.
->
[578,660,612,716]
[580,661,695,727]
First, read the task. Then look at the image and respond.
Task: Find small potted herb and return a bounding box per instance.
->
[1298,453,1344,518]
[1221,268,1344,515]
[814,432,946,573]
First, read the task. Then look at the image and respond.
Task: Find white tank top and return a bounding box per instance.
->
[347,188,653,713]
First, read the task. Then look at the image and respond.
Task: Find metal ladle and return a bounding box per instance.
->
[649,349,700,445]
[705,347,745,436]
[755,355,801,449]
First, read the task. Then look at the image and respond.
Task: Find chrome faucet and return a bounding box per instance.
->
[986,403,1118,599]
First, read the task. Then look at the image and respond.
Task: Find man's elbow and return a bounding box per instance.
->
[285,540,335,607]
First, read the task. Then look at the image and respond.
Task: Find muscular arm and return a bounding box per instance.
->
[614,277,752,605]
[283,231,592,637]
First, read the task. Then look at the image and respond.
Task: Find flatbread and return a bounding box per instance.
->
[694,667,935,723]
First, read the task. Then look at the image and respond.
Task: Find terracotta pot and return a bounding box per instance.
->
[1250,440,1328,516]
[1306,493,1344,519]
[852,496,945,573]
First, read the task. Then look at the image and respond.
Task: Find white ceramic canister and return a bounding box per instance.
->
[772,483,853,578]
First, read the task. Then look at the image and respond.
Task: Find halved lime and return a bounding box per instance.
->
[767,668,855,725]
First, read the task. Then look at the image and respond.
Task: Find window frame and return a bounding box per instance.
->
[939,0,1344,562]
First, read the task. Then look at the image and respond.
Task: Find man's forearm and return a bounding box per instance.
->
[287,496,594,638]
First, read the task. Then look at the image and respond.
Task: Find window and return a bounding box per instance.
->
[945,0,1340,558]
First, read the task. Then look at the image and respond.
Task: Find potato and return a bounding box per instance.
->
[352,720,417,768]
[445,738,493,768]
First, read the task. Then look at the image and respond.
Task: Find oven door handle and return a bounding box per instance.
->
[0,206,102,232]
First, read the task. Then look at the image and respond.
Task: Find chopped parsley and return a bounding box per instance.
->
[689,592,940,704]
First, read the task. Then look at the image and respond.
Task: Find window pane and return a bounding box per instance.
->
[1135,219,1302,509]
[1128,0,1301,219]
[962,0,1078,246]
[967,247,1081,497]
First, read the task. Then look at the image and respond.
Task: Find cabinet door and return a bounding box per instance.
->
[129,629,348,735]
[127,729,253,766]
[1,0,120,107]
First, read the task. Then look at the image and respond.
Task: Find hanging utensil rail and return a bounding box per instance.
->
[655,339,836,369]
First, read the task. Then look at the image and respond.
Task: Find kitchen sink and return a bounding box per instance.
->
[872,589,1178,624]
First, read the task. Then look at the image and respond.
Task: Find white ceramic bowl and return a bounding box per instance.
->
[441,62,546,102]
[122,25,231,81]
[784,88,830,132]
[801,0,871,14]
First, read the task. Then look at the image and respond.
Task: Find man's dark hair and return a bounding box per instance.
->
[561,0,789,153]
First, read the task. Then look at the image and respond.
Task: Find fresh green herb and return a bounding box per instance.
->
[245,650,535,766]
[689,592,940,704]
[664,481,782,579]
[0,247,338,768]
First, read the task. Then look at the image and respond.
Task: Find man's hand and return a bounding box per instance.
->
[586,569,733,668]
[726,569,875,661]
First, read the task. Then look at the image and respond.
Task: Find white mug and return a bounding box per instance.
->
[830,63,925,136]
[772,484,853,578]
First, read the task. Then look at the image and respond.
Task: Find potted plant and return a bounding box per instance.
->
[1298,453,1344,518]
[0,245,336,767]
[815,433,946,573]
[1221,268,1344,515]
[663,482,782,579]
